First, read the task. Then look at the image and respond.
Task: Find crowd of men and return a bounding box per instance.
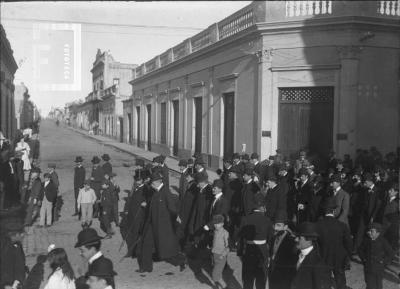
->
[1,117,399,289]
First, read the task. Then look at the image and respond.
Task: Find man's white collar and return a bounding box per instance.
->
[88,251,103,264]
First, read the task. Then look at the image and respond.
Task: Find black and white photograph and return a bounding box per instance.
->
[0,1,399,289]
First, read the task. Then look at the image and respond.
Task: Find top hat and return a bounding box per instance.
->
[101,154,110,161]
[195,172,208,183]
[212,179,224,189]
[211,214,224,225]
[250,152,259,160]
[48,163,56,169]
[75,156,83,163]
[296,222,319,238]
[74,228,103,248]
[135,158,145,167]
[150,172,163,182]
[274,210,288,224]
[178,159,188,167]
[368,222,383,232]
[86,258,117,278]
[91,156,101,164]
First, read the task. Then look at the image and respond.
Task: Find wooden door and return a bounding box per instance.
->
[119,117,123,142]
[194,97,202,154]
[224,92,235,158]
[147,104,152,151]
[278,87,334,160]
[136,106,141,147]
[173,100,179,156]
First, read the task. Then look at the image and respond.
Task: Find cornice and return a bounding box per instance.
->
[217,73,239,81]
[271,64,341,72]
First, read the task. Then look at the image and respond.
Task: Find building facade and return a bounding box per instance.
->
[123,1,400,168]
[75,49,136,139]
[0,24,18,140]
[14,83,40,130]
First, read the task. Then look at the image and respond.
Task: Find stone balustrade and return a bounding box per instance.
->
[131,1,399,82]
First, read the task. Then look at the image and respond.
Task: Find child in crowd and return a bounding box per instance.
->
[358,222,394,289]
[211,214,229,289]
[77,180,97,227]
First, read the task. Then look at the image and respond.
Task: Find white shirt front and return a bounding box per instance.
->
[296,246,314,269]
[88,251,103,264]
[212,192,223,208]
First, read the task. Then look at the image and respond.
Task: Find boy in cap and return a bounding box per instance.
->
[74,156,86,217]
[77,180,97,228]
[358,222,394,289]
[210,214,229,289]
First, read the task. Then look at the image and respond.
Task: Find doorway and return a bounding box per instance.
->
[194,97,202,154]
[223,92,235,158]
[172,100,179,156]
[147,104,152,151]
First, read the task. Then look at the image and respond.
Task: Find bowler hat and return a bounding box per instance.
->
[330,174,341,184]
[195,157,206,165]
[232,153,240,160]
[110,172,117,177]
[74,228,103,248]
[187,158,194,165]
[101,154,110,161]
[266,174,278,182]
[91,156,101,164]
[223,156,232,164]
[159,154,166,163]
[150,172,163,182]
[135,159,145,167]
[31,167,41,174]
[178,159,188,167]
[241,154,250,161]
[368,222,383,232]
[274,210,288,224]
[86,258,117,277]
[48,163,56,169]
[212,214,224,225]
[229,166,242,175]
[75,156,83,163]
[296,222,319,238]
[250,152,259,160]
[268,155,275,161]
[363,173,374,182]
[152,156,160,163]
[195,172,208,183]
[298,168,309,177]
[213,179,224,189]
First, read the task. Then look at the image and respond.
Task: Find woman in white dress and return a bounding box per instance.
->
[44,247,76,289]
[15,136,31,177]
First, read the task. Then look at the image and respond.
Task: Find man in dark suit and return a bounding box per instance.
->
[316,198,352,289]
[39,173,58,227]
[354,173,382,251]
[232,152,245,177]
[269,211,297,289]
[75,228,115,289]
[238,194,273,289]
[206,179,229,225]
[226,166,243,249]
[47,163,60,222]
[295,169,313,224]
[221,157,233,189]
[101,154,112,177]
[241,164,259,216]
[265,175,286,222]
[382,183,399,251]
[85,255,117,289]
[261,156,276,184]
[74,156,86,216]
[330,174,350,227]
[153,155,170,189]
[24,167,43,226]
[291,222,332,289]
[178,159,189,200]
[91,156,105,218]
[250,152,263,186]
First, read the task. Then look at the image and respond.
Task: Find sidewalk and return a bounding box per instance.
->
[66,125,219,181]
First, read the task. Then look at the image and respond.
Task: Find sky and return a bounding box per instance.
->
[1,1,251,116]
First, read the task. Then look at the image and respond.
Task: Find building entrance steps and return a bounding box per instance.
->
[66,125,219,181]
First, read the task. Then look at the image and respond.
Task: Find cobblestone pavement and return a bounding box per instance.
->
[23,120,399,289]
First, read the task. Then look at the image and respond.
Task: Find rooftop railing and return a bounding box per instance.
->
[131,1,399,82]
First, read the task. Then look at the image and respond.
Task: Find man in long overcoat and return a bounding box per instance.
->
[316,198,352,289]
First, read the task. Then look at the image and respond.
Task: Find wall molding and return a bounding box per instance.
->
[217,73,239,81]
